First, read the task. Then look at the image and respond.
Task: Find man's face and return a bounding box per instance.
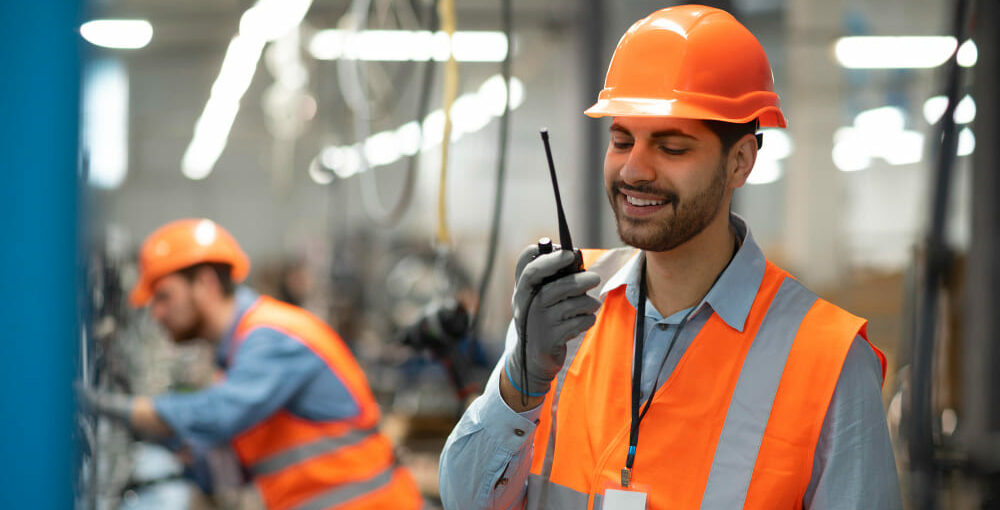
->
[604,116,732,252]
[149,273,205,342]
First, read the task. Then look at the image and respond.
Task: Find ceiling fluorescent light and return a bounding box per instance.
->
[182,35,266,180]
[957,39,977,67]
[958,128,975,156]
[922,94,976,125]
[311,74,524,184]
[182,0,313,181]
[832,106,926,172]
[309,30,508,62]
[80,19,153,49]
[240,0,312,42]
[83,59,129,189]
[834,36,957,69]
[922,96,949,124]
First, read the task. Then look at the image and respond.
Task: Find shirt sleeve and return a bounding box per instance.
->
[439,321,542,510]
[803,335,903,509]
[154,328,334,447]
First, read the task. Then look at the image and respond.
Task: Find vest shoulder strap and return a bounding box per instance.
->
[232,296,381,427]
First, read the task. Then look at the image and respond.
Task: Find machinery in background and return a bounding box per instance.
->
[77,235,197,510]
[375,241,492,416]
[397,298,481,403]
[897,0,1000,508]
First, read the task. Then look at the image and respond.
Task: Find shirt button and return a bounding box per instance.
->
[514,428,525,437]
[657,323,669,330]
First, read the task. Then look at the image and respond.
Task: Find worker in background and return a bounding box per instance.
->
[81,218,422,509]
[439,5,901,509]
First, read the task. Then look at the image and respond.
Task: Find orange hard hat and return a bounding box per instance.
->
[585,5,787,128]
[130,219,250,307]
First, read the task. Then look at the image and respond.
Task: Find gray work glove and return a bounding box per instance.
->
[505,245,602,397]
[76,384,134,424]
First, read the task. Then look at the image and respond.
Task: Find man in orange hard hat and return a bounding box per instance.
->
[81,218,422,509]
[439,5,901,509]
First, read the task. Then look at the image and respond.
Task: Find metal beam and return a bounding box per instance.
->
[581,0,606,247]
[961,0,1000,476]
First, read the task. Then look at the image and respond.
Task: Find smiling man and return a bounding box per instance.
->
[439,5,901,510]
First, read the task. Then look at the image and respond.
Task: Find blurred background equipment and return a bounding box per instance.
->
[896,0,1000,508]
[397,298,479,402]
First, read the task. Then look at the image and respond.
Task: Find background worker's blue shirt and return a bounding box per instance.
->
[439,214,902,510]
[154,287,360,448]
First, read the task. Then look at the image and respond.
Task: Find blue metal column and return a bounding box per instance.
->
[0,2,81,509]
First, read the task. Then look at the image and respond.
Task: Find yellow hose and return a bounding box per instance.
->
[436,0,457,246]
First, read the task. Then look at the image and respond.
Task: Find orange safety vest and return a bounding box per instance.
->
[230,296,422,510]
[526,249,887,510]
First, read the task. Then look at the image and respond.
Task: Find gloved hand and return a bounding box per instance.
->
[505,245,601,398]
[76,384,134,424]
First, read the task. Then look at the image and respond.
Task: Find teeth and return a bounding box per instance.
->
[626,195,665,206]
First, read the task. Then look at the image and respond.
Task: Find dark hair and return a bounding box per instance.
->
[702,119,759,154]
[177,262,236,296]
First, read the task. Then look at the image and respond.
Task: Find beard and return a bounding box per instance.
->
[171,318,204,343]
[608,159,728,252]
[166,298,206,343]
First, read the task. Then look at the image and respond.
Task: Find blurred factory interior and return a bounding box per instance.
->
[1,0,997,508]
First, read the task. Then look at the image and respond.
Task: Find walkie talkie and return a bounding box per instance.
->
[537,128,584,279]
[512,129,586,407]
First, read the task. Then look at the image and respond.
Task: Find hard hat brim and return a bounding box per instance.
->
[584,98,787,128]
[129,278,153,308]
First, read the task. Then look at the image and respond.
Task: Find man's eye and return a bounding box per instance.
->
[612,139,633,149]
[661,146,688,155]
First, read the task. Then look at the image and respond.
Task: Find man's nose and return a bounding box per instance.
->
[620,145,656,185]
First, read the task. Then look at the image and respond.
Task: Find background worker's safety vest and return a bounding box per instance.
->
[526,248,887,510]
[231,296,422,510]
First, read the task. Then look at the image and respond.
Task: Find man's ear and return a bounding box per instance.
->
[728,133,759,189]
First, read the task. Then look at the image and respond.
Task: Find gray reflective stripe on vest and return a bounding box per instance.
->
[527,473,591,510]
[250,427,379,477]
[290,466,395,510]
[699,277,817,509]
[532,248,638,509]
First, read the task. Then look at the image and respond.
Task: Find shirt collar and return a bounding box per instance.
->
[216,285,260,367]
[599,213,766,332]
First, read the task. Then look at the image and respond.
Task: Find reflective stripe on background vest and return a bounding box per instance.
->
[526,248,884,510]
[230,297,422,510]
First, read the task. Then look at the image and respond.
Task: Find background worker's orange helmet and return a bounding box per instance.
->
[585,4,787,128]
[130,219,250,307]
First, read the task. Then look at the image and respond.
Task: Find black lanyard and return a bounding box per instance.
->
[622,257,695,488]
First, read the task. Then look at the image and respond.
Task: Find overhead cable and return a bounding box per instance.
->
[357,0,438,227]
[470,0,513,337]
[435,0,458,246]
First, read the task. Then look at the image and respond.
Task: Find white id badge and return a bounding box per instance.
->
[602,488,648,510]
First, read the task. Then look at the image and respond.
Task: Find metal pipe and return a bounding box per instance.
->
[582,0,605,247]
[909,0,969,508]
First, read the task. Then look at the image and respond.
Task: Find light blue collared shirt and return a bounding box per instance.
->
[154,287,360,448]
[439,215,902,509]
